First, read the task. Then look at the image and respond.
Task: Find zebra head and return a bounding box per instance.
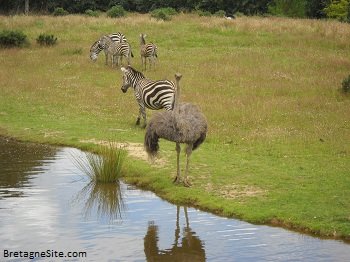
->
[89,40,103,62]
[120,66,145,93]
[120,67,132,93]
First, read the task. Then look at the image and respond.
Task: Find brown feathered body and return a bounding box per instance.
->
[144,102,207,158]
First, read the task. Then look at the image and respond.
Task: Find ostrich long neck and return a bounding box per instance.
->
[174,73,182,115]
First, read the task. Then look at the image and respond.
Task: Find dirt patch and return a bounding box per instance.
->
[80,139,167,166]
[205,183,266,200]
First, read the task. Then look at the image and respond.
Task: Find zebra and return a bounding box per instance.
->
[120,65,175,127]
[99,35,133,67]
[140,33,158,70]
[89,32,127,65]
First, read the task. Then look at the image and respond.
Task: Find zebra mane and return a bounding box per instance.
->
[90,40,99,51]
[127,66,145,78]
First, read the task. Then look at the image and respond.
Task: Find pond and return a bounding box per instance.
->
[0,137,349,261]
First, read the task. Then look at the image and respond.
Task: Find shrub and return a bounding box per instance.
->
[150,8,177,21]
[106,5,126,18]
[0,30,28,48]
[214,10,226,17]
[53,7,69,16]
[36,33,57,46]
[85,9,100,17]
[197,10,212,17]
[324,0,349,22]
[342,74,350,93]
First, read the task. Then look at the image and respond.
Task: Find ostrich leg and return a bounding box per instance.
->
[184,144,193,187]
[174,143,181,184]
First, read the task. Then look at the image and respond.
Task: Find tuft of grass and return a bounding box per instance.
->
[72,142,126,183]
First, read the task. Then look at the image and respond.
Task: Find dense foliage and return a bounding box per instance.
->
[1,0,347,19]
[0,30,28,48]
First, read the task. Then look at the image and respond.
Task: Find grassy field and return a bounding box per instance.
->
[0,13,350,241]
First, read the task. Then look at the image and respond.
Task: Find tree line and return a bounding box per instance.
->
[1,0,349,21]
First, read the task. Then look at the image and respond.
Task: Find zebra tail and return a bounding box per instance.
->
[144,125,159,159]
[131,51,134,58]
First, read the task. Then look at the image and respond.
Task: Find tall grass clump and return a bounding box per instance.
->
[36,33,57,46]
[72,143,126,183]
[0,30,28,48]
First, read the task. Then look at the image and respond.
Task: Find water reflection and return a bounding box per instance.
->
[1,138,349,261]
[144,206,205,261]
[73,180,125,222]
[0,137,56,199]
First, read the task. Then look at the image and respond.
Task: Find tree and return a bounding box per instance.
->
[268,0,307,18]
[24,0,29,14]
[306,0,330,18]
[324,0,349,21]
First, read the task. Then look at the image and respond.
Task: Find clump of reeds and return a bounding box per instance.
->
[72,142,126,183]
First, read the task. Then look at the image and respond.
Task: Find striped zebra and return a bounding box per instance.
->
[89,32,127,65]
[120,66,175,127]
[140,33,158,70]
[100,36,133,67]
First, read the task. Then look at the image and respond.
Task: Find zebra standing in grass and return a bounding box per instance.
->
[140,33,158,70]
[120,65,175,127]
[99,35,133,67]
[90,32,127,65]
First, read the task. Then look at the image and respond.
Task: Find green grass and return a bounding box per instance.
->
[71,142,126,183]
[0,13,349,241]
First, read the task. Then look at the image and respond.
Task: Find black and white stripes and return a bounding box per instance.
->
[120,66,175,126]
[100,36,133,67]
[89,32,127,65]
[140,33,158,70]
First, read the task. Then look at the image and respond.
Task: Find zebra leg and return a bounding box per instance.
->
[141,107,147,128]
[173,143,181,184]
[136,106,142,126]
[104,49,108,65]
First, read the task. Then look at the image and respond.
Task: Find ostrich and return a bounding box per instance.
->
[144,73,207,186]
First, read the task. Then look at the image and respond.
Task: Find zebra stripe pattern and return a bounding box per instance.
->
[140,33,158,70]
[89,32,127,65]
[120,66,175,127]
[100,36,133,67]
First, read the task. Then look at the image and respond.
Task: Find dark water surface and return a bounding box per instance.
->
[0,138,349,261]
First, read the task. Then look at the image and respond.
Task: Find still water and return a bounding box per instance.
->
[0,138,349,261]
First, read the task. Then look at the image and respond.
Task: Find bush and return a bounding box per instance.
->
[150,8,177,21]
[324,0,349,22]
[342,74,350,93]
[0,30,28,48]
[53,7,69,16]
[214,10,226,17]
[197,10,212,17]
[36,33,57,46]
[106,5,126,18]
[85,9,100,17]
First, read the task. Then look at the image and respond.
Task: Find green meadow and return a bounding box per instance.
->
[0,13,349,240]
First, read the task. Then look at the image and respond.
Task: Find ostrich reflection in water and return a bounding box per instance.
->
[144,206,205,261]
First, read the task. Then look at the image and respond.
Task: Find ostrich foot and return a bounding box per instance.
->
[183,178,191,187]
[173,176,181,184]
